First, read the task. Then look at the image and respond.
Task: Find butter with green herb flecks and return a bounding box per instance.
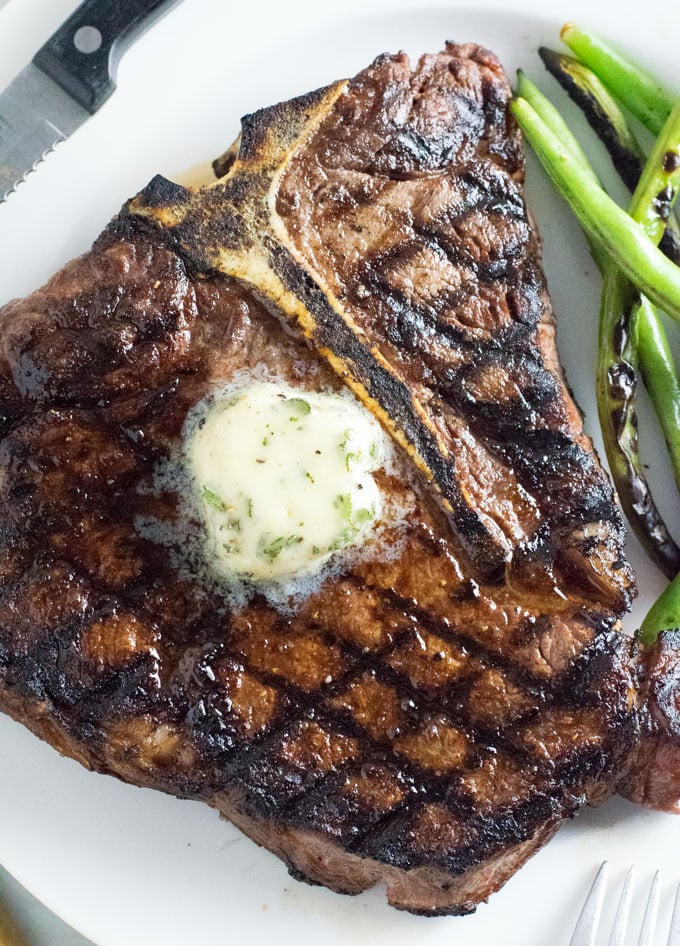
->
[188,381,386,581]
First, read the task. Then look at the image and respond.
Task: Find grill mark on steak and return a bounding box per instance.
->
[0,459,630,810]
[1,41,677,915]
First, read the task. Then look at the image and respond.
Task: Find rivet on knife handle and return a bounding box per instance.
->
[33,0,182,114]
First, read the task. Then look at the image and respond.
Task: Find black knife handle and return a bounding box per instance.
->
[33,0,181,114]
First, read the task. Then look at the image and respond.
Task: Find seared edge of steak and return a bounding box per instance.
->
[0,678,557,914]
[620,630,680,812]
[0,617,640,914]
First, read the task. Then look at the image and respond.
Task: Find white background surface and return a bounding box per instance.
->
[0,1,679,944]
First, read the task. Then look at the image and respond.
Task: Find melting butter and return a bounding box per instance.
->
[187,381,386,581]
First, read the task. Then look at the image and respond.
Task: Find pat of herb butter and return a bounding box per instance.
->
[188,382,386,581]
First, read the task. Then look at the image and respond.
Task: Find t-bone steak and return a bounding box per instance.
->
[1,42,679,915]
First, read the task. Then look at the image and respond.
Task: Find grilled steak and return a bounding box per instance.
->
[1,41,679,916]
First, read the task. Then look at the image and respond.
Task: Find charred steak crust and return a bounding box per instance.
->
[0,42,656,915]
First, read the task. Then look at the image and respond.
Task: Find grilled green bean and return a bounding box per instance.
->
[596,267,680,577]
[640,571,680,646]
[630,110,680,264]
[538,47,644,191]
[549,34,680,265]
[636,298,680,493]
[627,98,680,241]
[515,70,598,181]
[534,54,680,264]
[560,23,673,136]
[510,96,680,321]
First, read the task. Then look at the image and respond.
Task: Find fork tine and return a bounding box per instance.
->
[667,882,680,946]
[608,866,635,946]
[637,870,661,946]
[570,862,609,946]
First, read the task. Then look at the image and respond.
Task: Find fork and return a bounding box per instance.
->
[570,863,680,946]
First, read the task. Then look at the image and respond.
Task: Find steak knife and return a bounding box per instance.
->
[0,0,183,202]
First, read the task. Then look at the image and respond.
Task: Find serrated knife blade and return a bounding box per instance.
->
[0,0,182,204]
[0,63,90,202]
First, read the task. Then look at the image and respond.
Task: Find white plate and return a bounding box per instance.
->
[1,1,679,944]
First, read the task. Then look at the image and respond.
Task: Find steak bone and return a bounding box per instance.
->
[120,82,511,576]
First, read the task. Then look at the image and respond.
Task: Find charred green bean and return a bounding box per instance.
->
[560,23,673,136]
[627,98,680,241]
[596,267,680,577]
[538,45,680,265]
[636,298,680,493]
[538,47,644,191]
